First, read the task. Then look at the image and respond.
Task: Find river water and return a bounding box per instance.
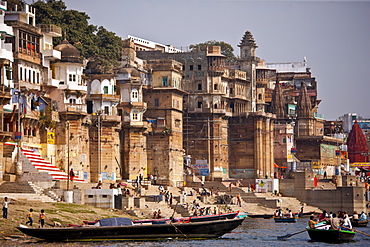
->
[3,217,370,246]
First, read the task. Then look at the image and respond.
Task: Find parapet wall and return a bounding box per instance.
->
[279,171,366,213]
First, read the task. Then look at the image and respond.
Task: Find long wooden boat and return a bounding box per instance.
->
[248,214,273,219]
[307,228,355,243]
[17,217,245,241]
[133,211,239,224]
[350,219,368,227]
[274,217,298,223]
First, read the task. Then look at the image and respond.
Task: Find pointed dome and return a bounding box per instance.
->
[271,82,286,119]
[347,121,369,165]
[296,82,312,118]
[54,40,82,63]
[238,31,258,47]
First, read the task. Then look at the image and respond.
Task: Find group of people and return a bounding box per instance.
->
[25,208,46,228]
[2,197,46,228]
[273,208,294,218]
[308,210,368,230]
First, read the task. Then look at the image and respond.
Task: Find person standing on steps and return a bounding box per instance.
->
[69,168,75,181]
[236,193,242,207]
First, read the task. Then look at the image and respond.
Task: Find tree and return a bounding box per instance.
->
[31,0,122,72]
[189,40,237,62]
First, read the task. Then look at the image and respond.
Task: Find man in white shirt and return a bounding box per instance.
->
[2,197,10,219]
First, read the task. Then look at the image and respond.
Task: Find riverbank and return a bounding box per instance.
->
[0,200,134,239]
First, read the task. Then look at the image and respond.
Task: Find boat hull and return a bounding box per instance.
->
[350,219,368,227]
[248,214,273,219]
[307,228,355,243]
[17,218,244,241]
[133,211,239,224]
[274,217,298,223]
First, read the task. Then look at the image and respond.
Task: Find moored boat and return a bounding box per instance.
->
[350,219,368,227]
[274,217,298,223]
[132,211,239,224]
[17,217,245,241]
[307,228,355,242]
[248,214,273,219]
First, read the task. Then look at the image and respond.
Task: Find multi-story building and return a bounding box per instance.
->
[136,31,275,180]
[0,0,14,179]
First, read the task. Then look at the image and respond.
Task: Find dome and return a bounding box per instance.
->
[54,40,82,63]
[118,67,141,78]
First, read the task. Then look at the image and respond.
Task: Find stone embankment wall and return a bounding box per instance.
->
[279,171,367,213]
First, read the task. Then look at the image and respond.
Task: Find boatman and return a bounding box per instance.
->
[326,213,344,230]
[308,216,318,228]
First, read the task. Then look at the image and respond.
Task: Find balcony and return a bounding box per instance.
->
[0,46,13,62]
[65,103,87,113]
[43,49,61,61]
[88,94,120,102]
[0,1,6,11]
[37,24,62,37]
[0,23,14,36]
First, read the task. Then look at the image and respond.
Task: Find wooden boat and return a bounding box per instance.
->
[350,219,369,227]
[17,217,245,241]
[248,214,273,219]
[133,211,239,224]
[307,228,355,242]
[236,212,248,218]
[295,211,316,217]
[274,217,298,223]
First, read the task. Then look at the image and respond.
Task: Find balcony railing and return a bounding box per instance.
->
[65,103,87,113]
[37,24,62,37]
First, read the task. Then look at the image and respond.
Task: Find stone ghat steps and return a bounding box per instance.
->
[0,181,36,193]
[21,149,84,182]
[0,181,58,202]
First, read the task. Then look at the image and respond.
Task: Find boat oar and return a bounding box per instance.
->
[341,226,370,237]
[277,224,328,240]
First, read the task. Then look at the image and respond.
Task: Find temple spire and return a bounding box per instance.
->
[347,121,369,166]
[271,81,286,119]
[296,82,312,118]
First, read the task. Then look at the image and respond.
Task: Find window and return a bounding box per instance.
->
[69,98,76,104]
[18,30,40,55]
[69,74,76,82]
[104,106,109,115]
[230,88,233,94]
[198,84,202,90]
[33,71,35,83]
[20,68,23,80]
[198,101,202,108]
[162,77,168,86]
[103,86,109,94]
[258,94,262,100]
[282,138,286,143]
[132,91,138,99]
[132,113,138,120]
[189,65,193,71]
[198,65,201,70]
[214,84,218,90]
[154,99,159,107]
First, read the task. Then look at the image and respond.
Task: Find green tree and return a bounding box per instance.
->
[31,0,122,72]
[189,40,237,62]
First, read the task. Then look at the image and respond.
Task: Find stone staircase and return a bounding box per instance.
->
[0,181,60,202]
[21,148,84,182]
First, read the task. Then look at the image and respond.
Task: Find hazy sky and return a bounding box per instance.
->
[39,0,370,120]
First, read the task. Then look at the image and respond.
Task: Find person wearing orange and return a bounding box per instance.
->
[39,209,46,228]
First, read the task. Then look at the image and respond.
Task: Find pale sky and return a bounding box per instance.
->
[37,0,370,120]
